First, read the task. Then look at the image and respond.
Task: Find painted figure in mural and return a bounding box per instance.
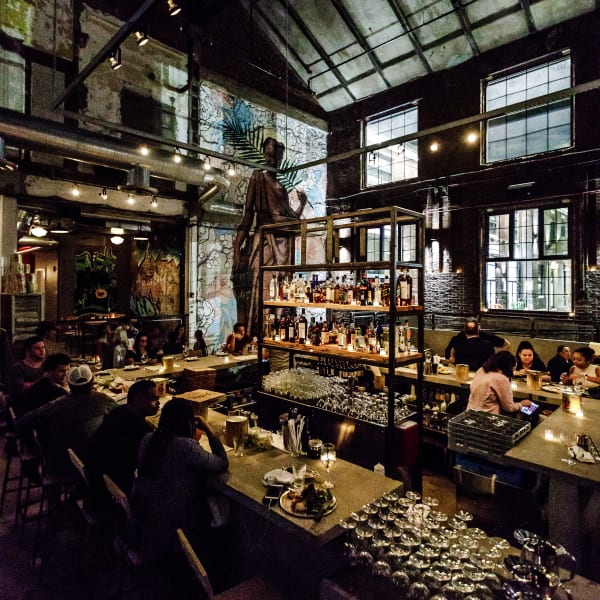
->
[232,137,308,336]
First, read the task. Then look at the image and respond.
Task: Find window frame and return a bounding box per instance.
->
[362,102,419,189]
[482,50,574,165]
[482,202,573,314]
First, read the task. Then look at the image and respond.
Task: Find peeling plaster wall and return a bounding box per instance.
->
[1,0,73,59]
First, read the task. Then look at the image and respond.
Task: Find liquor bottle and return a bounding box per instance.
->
[346,276,354,304]
[398,268,412,306]
[404,319,411,354]
[338,275,347,305]
[282,277,290,301]
[308,317,318,343]
[328,318,338,345]
[304,278,313,303]
[289,276,297,303]
[279,315,288,341]
[296,275,306,303]
[288,313,297,343]
[269,274,278,301]
[337,322,347,347]
[334,277,341,304]
[298,309,308,344]
[397,323,406,354]
[347,322,356,347]
[381,274,391,306]
[373,276,381,306]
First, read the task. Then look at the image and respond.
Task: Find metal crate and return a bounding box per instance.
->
[448,410,531,456]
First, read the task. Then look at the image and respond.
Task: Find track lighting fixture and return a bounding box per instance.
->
[203,156,212,171]
[108,47,122,71]
[167,0,181,16]
[150,196,158,209]
[110,235,125,245]
[134,30,149,47]
[99,187,108,200]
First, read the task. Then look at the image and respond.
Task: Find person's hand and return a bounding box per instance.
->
[195,416,212,435]
[521,399,533,407]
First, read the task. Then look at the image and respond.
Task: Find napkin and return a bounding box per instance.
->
[567,445,596,463]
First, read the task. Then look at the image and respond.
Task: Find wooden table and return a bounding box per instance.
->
[205,409,403,547]
[502,398,600,579]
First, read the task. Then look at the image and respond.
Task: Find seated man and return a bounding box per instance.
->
[18,364,117,477]
[453,321,495,372]
[8,336,46,410]
[445,318,509,364]
[15,352,70,417]
[225,322,252,355]
[88,379,160,497]
[547,345,573,383]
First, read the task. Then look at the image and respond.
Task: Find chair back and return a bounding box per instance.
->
[67,447,91,488]
[177,528,215,600]
[103,473,134,522]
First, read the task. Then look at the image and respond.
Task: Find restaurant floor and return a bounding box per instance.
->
[0,437,547,600]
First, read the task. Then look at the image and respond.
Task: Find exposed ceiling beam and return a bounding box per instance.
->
[269,0,357,102]
[518,0,538,35]
[450,0,480,56]
[50,0,160,110]
[330,0,391,89]
[387,0,433,75]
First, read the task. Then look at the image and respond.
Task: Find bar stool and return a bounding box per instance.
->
[177,528,285,599]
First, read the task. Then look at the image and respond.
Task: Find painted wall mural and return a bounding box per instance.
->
[130,237,182,317]
[74,248,117,314]
[189,90,327,352]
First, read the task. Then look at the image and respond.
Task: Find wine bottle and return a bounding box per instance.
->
[269,274,277,301]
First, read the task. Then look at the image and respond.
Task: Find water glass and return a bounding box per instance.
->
[292,462,307,491]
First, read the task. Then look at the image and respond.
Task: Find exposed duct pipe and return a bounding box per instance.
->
[0,107,229,203]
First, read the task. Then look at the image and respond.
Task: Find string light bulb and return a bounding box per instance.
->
[430,141,440,152]
[150,196,158,208]
[172,149,182,163]
[139,145,150,156]
[99,187,108,200]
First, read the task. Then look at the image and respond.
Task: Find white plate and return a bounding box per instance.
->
[123,365,139,371]
[279,490,337,518]
[184,356,198,362]
[262,468,294,486]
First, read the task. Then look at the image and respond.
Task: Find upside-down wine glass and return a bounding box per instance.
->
[320,443,336,489]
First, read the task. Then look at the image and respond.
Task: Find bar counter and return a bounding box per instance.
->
[204,408,403,546]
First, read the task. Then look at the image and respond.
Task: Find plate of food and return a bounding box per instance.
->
[123,365,139,371]
[280,484,336,519]
[542,384,561,393]
[437,366,451,375]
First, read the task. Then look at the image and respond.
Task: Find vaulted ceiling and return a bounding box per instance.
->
[84,0,598,116]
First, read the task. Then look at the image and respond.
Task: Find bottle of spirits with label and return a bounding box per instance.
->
[269,274,278,301]
[298,309,308,344]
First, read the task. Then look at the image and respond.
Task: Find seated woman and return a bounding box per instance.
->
[225,322,252,355]
[163,325,186,355]
[513,340,549,380]
[193,329,208,357]
[467,351,532,415]
[132,398,229,565]
[561,346,600,386]
[124,331,157,365]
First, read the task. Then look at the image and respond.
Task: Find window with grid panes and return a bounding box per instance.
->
[485,206,571,312]
[364,105,418,187]
[484,53,572,163]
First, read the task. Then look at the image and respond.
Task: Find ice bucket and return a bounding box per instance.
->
[526,370,543,390]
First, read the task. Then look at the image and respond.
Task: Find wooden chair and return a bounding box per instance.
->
[177,528,284,600]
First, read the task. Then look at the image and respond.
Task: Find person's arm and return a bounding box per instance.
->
[225,333,237,354]
[190,417,229,473]
[583,367,600,385]
[492,375,531,413]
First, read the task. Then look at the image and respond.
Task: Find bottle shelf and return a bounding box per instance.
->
[262,338,423,367]
[263,300,423,313]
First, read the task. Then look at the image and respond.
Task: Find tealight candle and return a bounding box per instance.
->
[544,429,554,441]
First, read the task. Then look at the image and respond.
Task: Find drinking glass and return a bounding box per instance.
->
[233,433,246,457]
[140,352,148,365]
[320,443,336,488]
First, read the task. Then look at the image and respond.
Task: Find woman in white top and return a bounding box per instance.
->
[561,346,600,386]
[467,351,532,415]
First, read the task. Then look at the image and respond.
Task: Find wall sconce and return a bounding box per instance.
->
[108,47,122,71]
[110,235,125,245]
[167,0,181,16]
[134,30,149,47]
[226,163,236,177]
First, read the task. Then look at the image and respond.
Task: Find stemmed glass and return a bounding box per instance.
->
[320,443,336,488]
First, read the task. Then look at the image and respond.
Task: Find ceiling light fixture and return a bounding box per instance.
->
[30,215,48,238]
[110,226,125,235]
[173,148,182,163]
[167,0,181,16]
[108,47,122,71]
[139,145,150,156]
[71,184,80,197]
[49,221,70,234]
[110,235,125,245]
[429,141,440,152]
[203,157,212,171]
[99,187,108,200]
[134,30,149,47]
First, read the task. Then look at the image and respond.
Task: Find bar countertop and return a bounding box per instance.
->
[204,409,403,546]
